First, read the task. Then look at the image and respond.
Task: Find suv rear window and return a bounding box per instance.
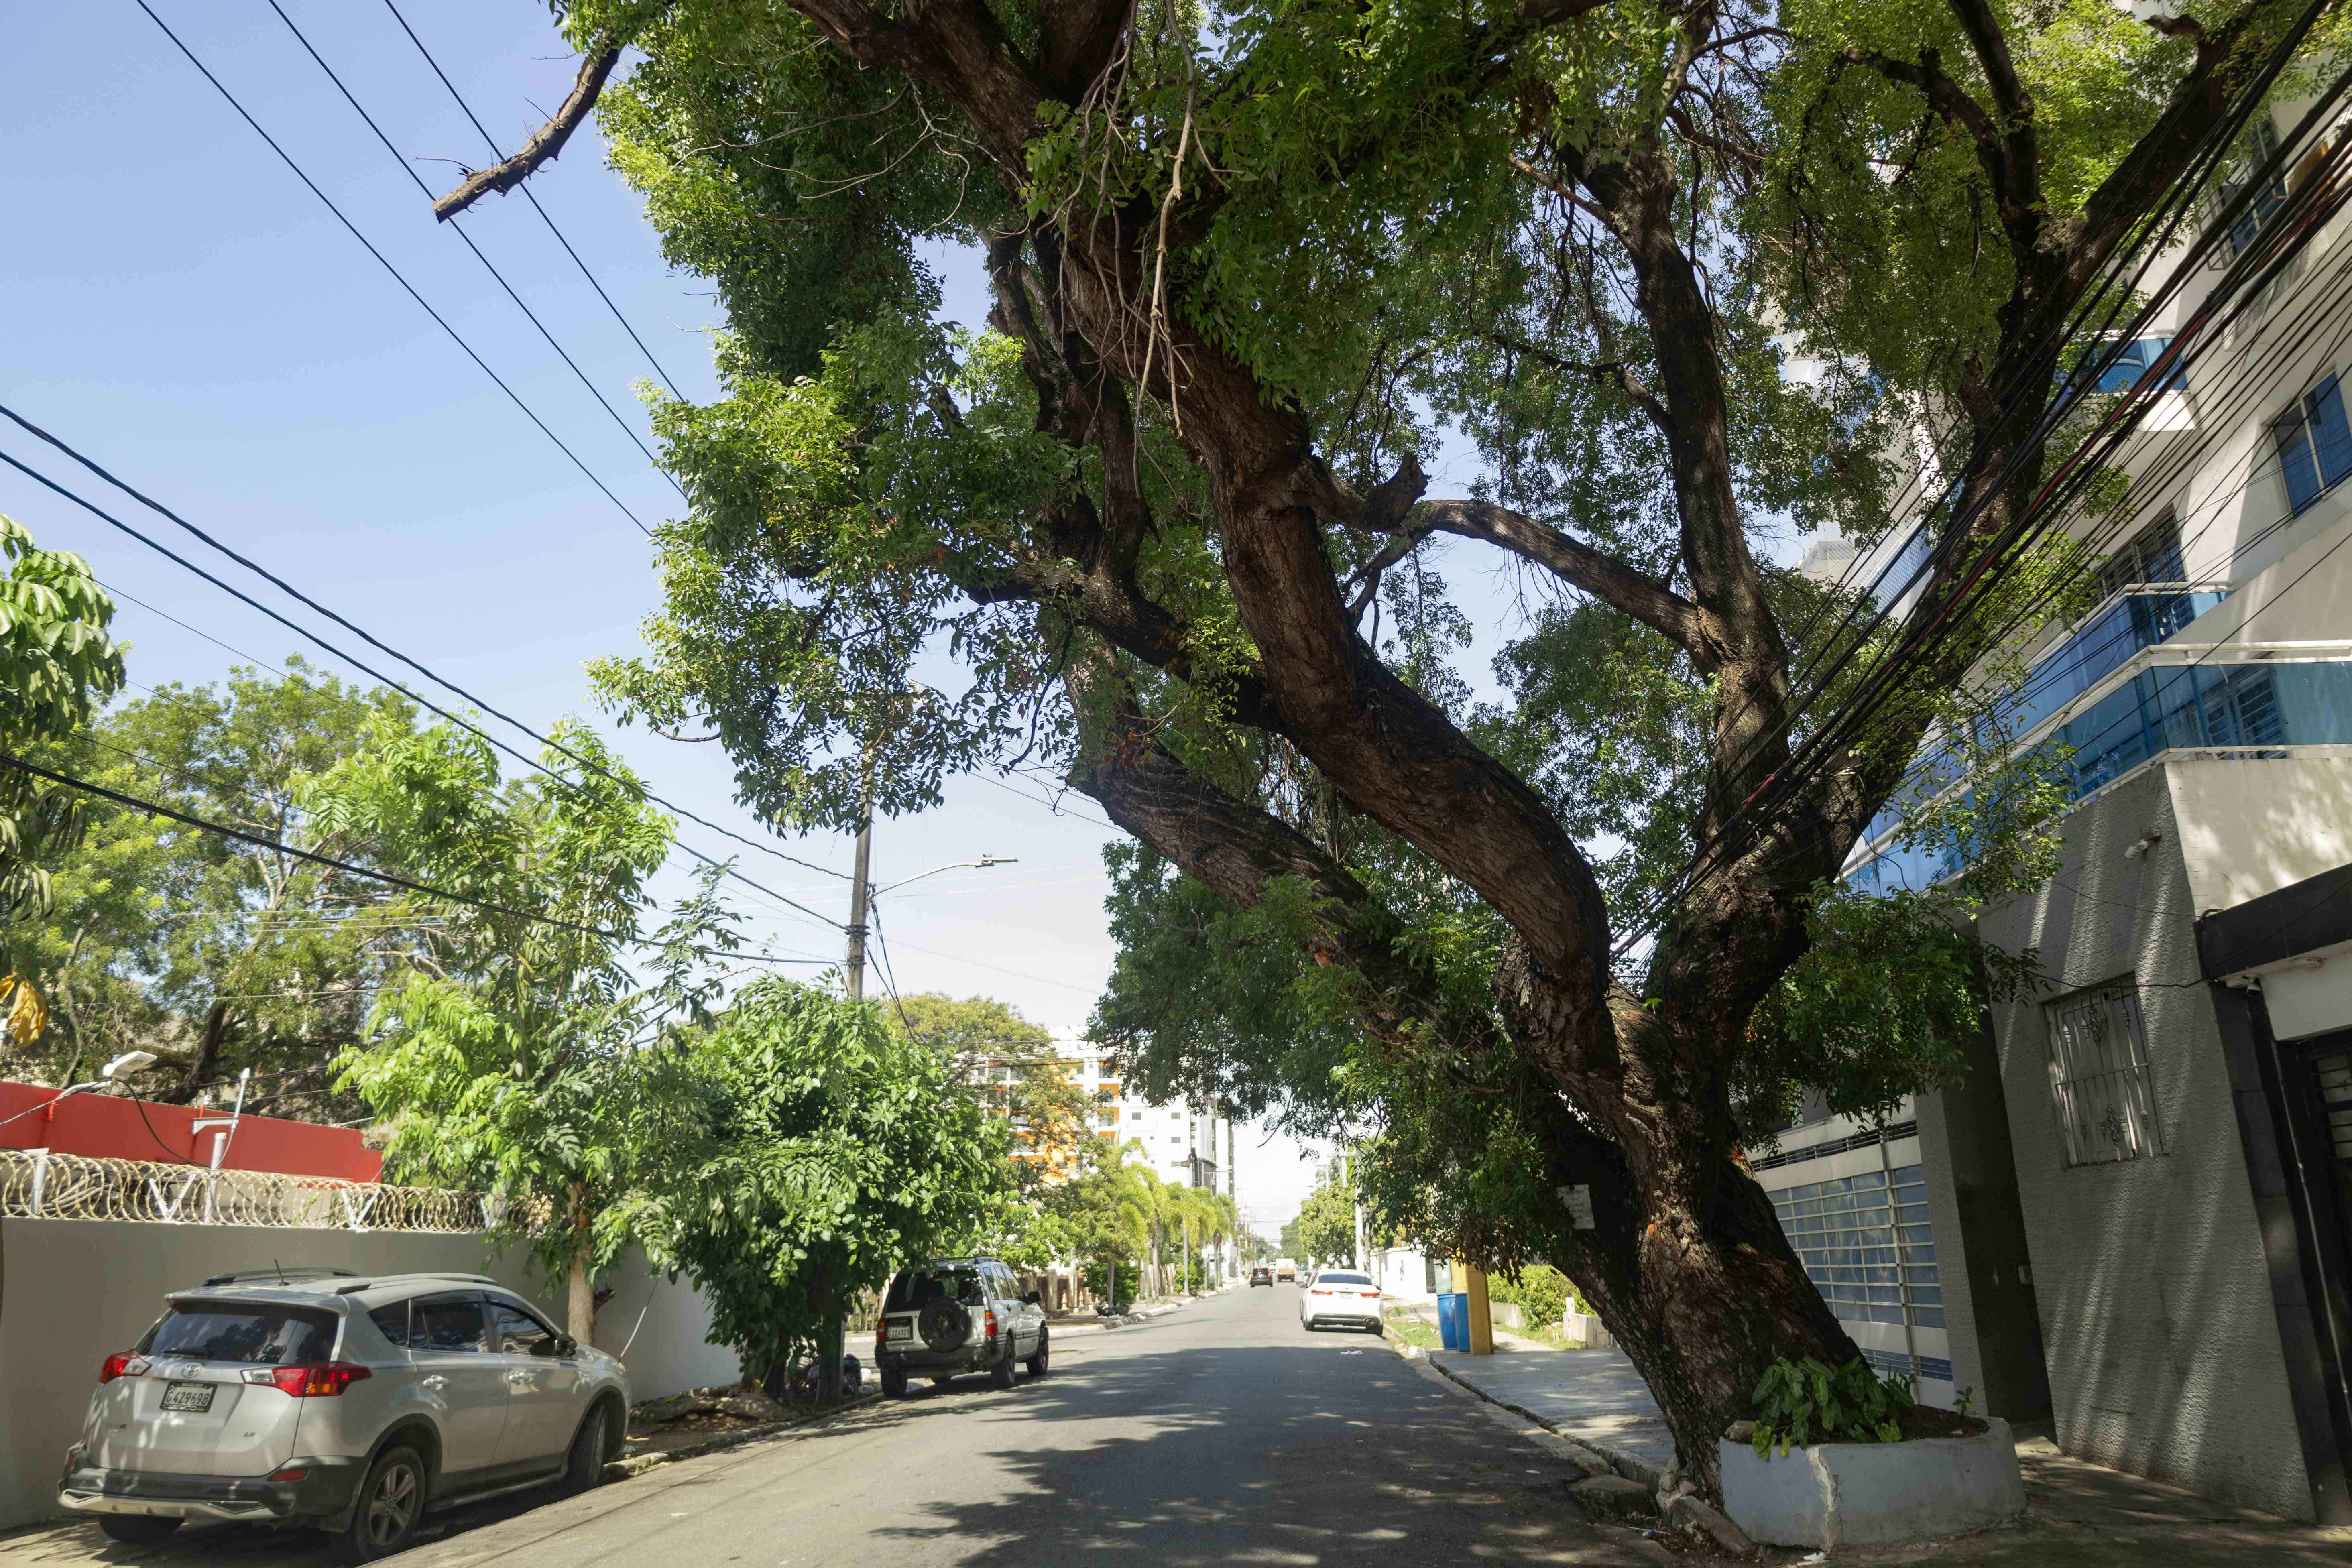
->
[140,1303,337,1365]
[885,1268,985,1311]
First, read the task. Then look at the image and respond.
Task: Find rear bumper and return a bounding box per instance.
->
[1302,1307,1384,1328]
[876,1339,999,1373]
[57,1455,364,1525]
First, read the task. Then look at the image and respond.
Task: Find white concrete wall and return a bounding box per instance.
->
[1978,767,2314,1519]
[0,1220,737,1530]
[2167,757,2352,915]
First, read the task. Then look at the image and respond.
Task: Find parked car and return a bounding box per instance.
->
[873,1257,1048,1398]
[1249,1266,1274,1288]
[57,1268,630,1563]
[1298,1269,1384,1333]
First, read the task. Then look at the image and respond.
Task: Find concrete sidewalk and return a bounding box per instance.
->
[1416,1335,2352,1564]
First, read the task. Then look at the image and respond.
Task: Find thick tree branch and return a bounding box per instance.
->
[1415,500,1719,665]
[433,44,621,220]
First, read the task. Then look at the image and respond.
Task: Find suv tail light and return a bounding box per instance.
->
[985,1308,998,1340]
[260,1363,373,1397]
[98,1353,148,1384]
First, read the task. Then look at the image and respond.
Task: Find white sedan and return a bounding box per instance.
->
[1298,1269,1384,1333]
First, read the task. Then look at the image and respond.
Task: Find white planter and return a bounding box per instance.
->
[1719,1416,2026,1548]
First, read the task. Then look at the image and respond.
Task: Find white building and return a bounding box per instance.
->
[1788,87,2352,1524]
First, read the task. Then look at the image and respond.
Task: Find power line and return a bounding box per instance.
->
[0,744,828,967]
[262,0,683,496]
[129,0,654,535]
[375,0,686,397]
[0,408,853,921]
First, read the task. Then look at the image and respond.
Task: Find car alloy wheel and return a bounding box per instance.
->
[337,1445,424,1564]
[562,1404,609,1495]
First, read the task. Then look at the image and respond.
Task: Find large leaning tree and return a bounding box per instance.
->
[448,0,2318,1479]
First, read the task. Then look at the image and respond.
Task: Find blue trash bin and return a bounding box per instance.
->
[1436,1291,1467,1351]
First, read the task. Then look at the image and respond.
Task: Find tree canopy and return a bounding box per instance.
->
[513,0,2332,1485]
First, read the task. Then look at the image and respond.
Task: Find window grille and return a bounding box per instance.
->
[2098,511,2187,600]
[2044,981,2165,1165]
[2271,374,2352,516]
[2219,117,2287,255]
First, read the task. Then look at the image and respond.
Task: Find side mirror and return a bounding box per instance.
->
[548,1335,578,1359]
[1022,1291,1042,1306]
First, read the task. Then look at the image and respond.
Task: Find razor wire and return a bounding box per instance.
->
[0,1147,505,1232]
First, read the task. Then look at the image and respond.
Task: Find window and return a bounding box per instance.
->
[2091,336,2185,396]
[2220,116,2287,255]
[369,1301,412,1348]
[1867,522,1934,608]
[2044,981,2165,1165]
[2097,512,2187,600]
[140,1303,337,1365]
[1769,1164,1943,1329]
[2273,374,2352,515]
[412,1296,487,1352]
[492,1302,559,1356]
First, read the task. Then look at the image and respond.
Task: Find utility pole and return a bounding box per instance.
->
[843,813,873,1003]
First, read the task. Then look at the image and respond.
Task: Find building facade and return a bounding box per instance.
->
[1801,89,2352,1523]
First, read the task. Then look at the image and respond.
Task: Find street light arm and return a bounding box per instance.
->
[869,855,1019,897]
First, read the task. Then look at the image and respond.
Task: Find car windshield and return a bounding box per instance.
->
[1316,1273,1372,1286]
[141,1302,337,1365]
[885,1268,984,1310]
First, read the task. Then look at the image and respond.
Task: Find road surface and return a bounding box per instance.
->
[3,1283,1654,1566]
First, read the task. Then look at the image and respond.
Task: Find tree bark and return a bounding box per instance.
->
[568,1252,596,1345]
[815,1267,844,1406]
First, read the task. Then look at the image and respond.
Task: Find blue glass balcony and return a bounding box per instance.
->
[1858,587,2228,849]
[1848,658,2352,892]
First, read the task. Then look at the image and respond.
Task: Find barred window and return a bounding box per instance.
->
[2044,981,2165,1166]
[1770,1163,1943,1330]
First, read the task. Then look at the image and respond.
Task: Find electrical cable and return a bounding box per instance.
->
[263,0,684,496]
[0,433,853,934]
[1617,56,2352,955]
[129,0,654,535]
[374,0,686,397]
[0,744,828,966]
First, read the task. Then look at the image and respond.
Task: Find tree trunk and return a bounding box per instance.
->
[814,1270,844,1407]
[568,1252,596,1345]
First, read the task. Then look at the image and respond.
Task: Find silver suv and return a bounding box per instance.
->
[57,1268,630,1562]
[872,1257,1047,1398]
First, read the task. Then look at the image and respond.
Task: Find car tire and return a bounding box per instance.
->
[989,1340,1018,1389]
[881,1367,909,1398]
[560,1403,610,1496]
[99,1517,182,1546]
[333,1443,426,1564]
[1025,1329,1050,1377]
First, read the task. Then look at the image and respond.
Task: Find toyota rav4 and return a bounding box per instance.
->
[57,1269,629,1562]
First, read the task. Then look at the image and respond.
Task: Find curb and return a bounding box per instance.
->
[605,1389,881,1481]
[1412,1351,1663,1489]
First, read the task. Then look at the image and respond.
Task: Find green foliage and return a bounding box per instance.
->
[0,515,126,942]
[1751,1356,1913,1456]
[1488,1263,1577,1329]
[650,978,1008,1383]
[1295,1172,1359,1265]
[315,718,724,1318]
[5,662,418,1113]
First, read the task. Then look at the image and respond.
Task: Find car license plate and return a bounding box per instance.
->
[887,1322,912,1341]
[161,1381,216,1413]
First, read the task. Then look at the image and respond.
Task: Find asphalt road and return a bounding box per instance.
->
[4,1284,1658,1568]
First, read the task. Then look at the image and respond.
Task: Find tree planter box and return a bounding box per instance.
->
[1718,1417,2026,1548]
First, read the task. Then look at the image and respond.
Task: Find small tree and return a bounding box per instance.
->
[1296,1177,1359,1269]
[657,978,1007,1404]
[315,718,722,1341]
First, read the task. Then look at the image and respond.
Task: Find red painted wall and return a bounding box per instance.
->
[0,1081,382,1181]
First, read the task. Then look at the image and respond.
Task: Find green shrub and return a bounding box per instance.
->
[1488,1263,1575,1328]
[1751,1356,1912,1456]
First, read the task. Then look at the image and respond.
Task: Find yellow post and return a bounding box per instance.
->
[1462,1263,1494,1355]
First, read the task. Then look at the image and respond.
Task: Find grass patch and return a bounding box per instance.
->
[1384,1304,1440,1350]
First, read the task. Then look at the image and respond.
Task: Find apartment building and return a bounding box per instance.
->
[1785,91,2352,1523]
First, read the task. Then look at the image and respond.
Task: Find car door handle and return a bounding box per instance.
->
[421,1375,447,1391]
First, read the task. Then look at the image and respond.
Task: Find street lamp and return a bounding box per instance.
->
[844,854,1019,1001]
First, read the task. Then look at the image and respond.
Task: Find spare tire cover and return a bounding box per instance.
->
[918,1298,972,1352]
